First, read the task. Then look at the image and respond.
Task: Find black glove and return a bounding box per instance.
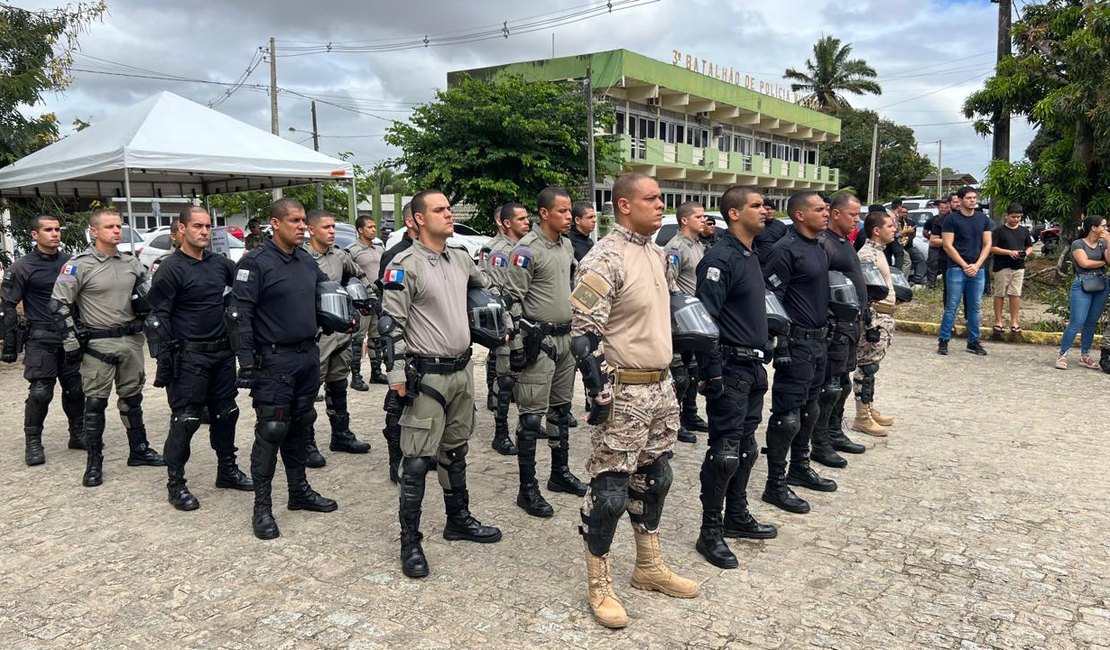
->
[64,347,83,367]
[153,355,173,388]
[347,313,361,334]
[1,349,16,363]
[865,327,881,343]
[509,348,528,373]
[700,376,724,400]
[236,366,256,389]
[586,389,613,425]
[772,345,792,371]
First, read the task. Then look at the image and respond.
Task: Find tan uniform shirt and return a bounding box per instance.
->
[663,232,704,295]
[346,239,384,295]
[381,241,489,385]
[503,227,573,325]
[858,239,895,306]
[571,224,676,370]
[305,243,365,285]
[51,247,146,351]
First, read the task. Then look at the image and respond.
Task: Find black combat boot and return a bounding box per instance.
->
[722,441,777,539]
[828,375,865,454]
[492,374,517,455]
[695,440,739,569]
[516,416,554,517]
[399,456,431,578]
[492,420,517,456]
[24,380,51,466]
[761,411,810,514]
[350,352,370,393]
[215,452,254,490]
[120,394,165,467]
[286,464,338,512]
[61,383,86,450]
[305,429,326,468]
[163,407,201,510]
[167,467,200,511]
[440,444,503,543]
[677,425,696,444]
[81,397,108,487]
[786,401,838,493]
[250,410,283,540]
[811,382,848,468]
[546,408,586,495]
[368,358,389,385]
[326,380,371,454]
[24,427,45,466]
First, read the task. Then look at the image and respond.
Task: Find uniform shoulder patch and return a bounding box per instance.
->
[489,251,509,268]
[236,268,251,282]
[478,247,492,265]
[706,267,721,282]
[665,248,681,267]
[382,267,406,290]
[570,269,612,312]
[58,262,79,281]
[510,247,532,269]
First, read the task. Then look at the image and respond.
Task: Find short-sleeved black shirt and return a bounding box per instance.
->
[695,232,767,378]
[148,249,237,341]
[991,225,1034,271]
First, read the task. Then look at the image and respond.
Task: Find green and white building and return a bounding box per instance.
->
[451,49,841,211]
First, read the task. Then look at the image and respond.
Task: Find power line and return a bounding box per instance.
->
[208,49,265,108]
[875,71,991,110]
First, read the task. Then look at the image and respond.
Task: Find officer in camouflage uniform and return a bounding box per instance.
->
[346,214,388,390]
[853,210,898,437]
[51,209,164,487]
[380,190,502,579]
[2,215,85,465]
[480,203,531,456]
[570,173,699,630]
[663,201,709,444]
[504,187,587,519]
[305,209,372,463]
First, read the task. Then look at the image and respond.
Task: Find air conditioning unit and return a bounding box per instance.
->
[696,111,711,120]
[646,97,661,107]
[711,125,724,138]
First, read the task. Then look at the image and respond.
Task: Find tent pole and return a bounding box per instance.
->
[348,175,357,223]
[123,167,136,252]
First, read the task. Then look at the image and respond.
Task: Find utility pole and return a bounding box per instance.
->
[866,122,879,204]
[310,100,323,209]
[269,37,282,200]
[936,139,943,200]
[585,66,597,226]
[991,0,1012,162]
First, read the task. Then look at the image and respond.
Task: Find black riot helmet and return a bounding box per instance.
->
[860,261,890,302]
[765,290,790,337]
[670,293,719,352]
[466,287,507,349]
[828,270,861,321]
[890,268,914,303]
[131,275,153,318]
[345,278,372,311]
[316,281,354,334]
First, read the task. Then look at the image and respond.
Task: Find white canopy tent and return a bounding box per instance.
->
[0,91,355,249]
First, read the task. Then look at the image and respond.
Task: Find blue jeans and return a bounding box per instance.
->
[939,267,986,343]
[1059,276,1110,355]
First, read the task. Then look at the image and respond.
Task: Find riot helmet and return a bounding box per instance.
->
[131,275,153,318]
[467,287,507,349]
[860,261,890,302]
[345,278,372,312]
[890,268,913,303]
[670,293,719,352]
[828,270,861,321]
[765,290,790,336]
[316,281,354,334]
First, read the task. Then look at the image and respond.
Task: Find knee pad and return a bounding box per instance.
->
[580,471,629,557]
[629,456,674,530]
[801,399,821,425]
[84,396,109,430]
[708,437,742,475]
[859,362,879,378]
[739,435,759,470]
[400,455,433,479]
[254,405,290,443]
[292,406,317,432]
[518,413,544,438]
[769,410,801,437]
[819,380,843,408]
[28,380,54,407]
[210,400,239,434]
[118,393,144,430]
[496,374,516,392]
[170,406,203,436]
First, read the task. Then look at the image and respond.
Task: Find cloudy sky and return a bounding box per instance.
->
[16,0,1033,183]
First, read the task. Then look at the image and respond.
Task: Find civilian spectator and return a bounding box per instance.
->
[569,201,596,261]
[989,204,1034,333]
[938,186,992,356]
[923,198,952,289]
[1055,215,1110,369]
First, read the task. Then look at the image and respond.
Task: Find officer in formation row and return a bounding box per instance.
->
[3,181,903,631]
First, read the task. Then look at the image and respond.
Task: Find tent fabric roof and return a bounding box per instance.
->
[0,92,353,198]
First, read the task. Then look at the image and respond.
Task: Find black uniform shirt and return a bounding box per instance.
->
[819,230,867,308]
[754,218,789,268]
[764,227,829,329]
[2,249,71,326]
[569,227,594,262]
[695,232,767,378]
[233,238,328,365]
[148,249,236,341]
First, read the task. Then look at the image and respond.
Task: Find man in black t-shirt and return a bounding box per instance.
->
[989,204,1034,332]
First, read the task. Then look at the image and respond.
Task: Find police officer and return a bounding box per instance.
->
[51,209,164,487]
[234,198,341,540]
[377,201,414,484]
[346,214,388,390]
[149,215,181,274]
[478,207,511,413]
[812,194,869,468]
[504,187,587,518]
[244,218,263,251]
[2,215,84,465]
[761,191,836,515]
[380,189,502,579]
[853,210,899,437]
[481,203,531,456]
[691,187,778,569]
[571,173,699,629]
[305,208,372,463]
[663,201,710,444]
[147,206,252,511]
[754,199,788,267]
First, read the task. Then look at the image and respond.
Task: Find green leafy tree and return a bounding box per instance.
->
[784,36,882,113]
[965,0,1110,227]
[384,74,620,233]
[821,108,933,199]
[1,1,106,165]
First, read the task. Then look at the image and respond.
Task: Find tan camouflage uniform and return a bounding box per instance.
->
[856,239,895,366]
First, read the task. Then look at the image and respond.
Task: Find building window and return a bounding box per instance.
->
[805,149,818,165]
[615,111,626,135]
[676,124,685,145]
[791,146,801,163]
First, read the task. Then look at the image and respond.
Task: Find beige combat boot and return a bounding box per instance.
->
[869,402,895,427]
[852,400,889,437]
[629,530,700,599]
[584,548,628,629]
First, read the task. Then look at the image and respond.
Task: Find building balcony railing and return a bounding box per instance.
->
[619,135,839,186]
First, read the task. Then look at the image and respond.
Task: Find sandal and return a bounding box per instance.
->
[1079,355,1100,370]
[1011,325,1022,333]
[992,324,1004,333]
[1055,356,1068,370]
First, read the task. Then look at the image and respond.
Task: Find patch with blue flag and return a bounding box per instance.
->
[382,267,405,290]
[511,247,532,269]
[665,249,681,267]
[490,252,509,268]
[58,263,78,282]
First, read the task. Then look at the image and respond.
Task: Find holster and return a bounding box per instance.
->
[404,362,422,404]
[521,320,543,365]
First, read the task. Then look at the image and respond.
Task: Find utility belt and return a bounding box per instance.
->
[179,336,231,354]
[82,321,144,340]
[530,320,572,336]
[871,302,897,316]
[789,325,828,342]
[720,345,764,363]
[609,366,669,385]
[258,340,314,355]
[518,317,566,365]
[26,320,54,332]
[409,349,472,375]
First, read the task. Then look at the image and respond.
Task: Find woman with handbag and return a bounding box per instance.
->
[1056,215,1110,369]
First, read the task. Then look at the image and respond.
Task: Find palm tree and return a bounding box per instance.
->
[784,36,881,113]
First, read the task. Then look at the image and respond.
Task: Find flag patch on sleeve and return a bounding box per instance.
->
[490,252,508,268]
[383,268,405,284]
[58,263,78,281]
[511,248,532,269]
[665,249,680,267]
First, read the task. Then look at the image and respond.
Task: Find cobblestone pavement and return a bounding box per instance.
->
[0,333,1107,649]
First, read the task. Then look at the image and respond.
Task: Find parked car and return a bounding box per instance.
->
[77,225,144,256]
[138,226,245,269]
[652,213,728,247]
[384,223,487,260]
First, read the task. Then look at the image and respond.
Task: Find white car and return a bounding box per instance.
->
[74,225,145,256]
[384,224,487,260]
[139,226,245,270]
